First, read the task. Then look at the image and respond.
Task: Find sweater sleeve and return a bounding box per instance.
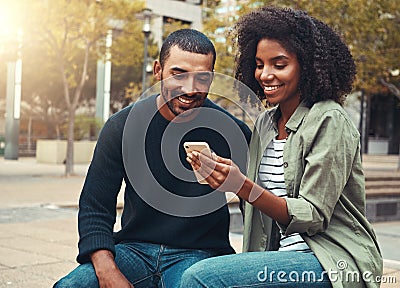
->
[77,116,125,263]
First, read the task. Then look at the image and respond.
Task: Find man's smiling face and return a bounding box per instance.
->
[154,45,214,121]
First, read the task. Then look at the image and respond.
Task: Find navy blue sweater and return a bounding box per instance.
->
[77,95,251,263]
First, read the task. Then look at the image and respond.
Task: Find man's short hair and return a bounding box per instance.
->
[159,29,216,70]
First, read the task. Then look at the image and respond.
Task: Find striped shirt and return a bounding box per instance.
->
[258,138,312,253]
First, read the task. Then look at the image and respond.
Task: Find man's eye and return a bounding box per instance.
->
[197,77,210,83]
[256,64,263,69]
[173,73,185,80]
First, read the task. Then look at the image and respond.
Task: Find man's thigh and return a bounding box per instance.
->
[53,262,98,288]
[54,242,159,288]
[116,242,161,287]
[160,247,218,288]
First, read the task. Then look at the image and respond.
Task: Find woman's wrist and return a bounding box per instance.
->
[237,178,265,203]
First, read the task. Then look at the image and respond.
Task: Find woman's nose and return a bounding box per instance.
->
[260,67,275,81]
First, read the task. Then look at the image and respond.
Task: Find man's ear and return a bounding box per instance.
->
[153,60,162,81]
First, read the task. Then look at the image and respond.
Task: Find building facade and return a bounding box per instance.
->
[145,0,203,49]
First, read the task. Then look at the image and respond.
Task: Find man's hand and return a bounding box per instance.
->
[91,250,134,288]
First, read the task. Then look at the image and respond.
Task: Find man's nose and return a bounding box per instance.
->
[181,77,198,96]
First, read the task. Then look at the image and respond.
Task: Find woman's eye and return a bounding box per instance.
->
[275,64,286,70]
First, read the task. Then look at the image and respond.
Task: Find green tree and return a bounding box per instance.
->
[203,0,400,98]
[24,0,146,175]
[239,0,400,95]
[21,35,66,139]
[202,0,236,75]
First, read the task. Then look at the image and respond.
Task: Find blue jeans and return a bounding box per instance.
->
[181,251,332,287]
[54,242,218,288]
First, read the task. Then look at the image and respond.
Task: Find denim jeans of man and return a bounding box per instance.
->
[180,251,332,287]
[54,241,218,288]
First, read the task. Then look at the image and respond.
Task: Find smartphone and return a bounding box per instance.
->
[183,141,212,184]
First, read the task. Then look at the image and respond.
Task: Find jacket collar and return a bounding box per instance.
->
[266,101,310,133]
[286,101,309,132]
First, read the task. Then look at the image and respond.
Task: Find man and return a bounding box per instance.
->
[54,29,251,288]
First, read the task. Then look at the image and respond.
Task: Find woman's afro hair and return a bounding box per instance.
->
[231,6,356,106]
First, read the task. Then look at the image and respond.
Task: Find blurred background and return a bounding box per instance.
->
[0,0,399,175]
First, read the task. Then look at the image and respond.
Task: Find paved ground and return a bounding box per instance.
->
[0,155,399,287]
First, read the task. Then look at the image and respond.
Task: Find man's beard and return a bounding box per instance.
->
[161,84,180,117]
[161,79,200,118]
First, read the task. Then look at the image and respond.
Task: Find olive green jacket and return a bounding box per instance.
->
[243,100,383,288]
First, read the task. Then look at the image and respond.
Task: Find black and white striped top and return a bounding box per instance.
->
[258,138,312,253]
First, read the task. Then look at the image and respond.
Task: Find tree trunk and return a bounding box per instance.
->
[60,64,73,176]
[55,125,60,140]
[65,106,75,175]
[64,41,91,176]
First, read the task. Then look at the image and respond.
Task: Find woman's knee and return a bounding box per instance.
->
[180,260,210,287]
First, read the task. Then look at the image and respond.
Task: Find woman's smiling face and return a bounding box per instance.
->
[254,38,301,108]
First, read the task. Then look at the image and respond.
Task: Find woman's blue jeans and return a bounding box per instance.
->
[54,242,218,288]
[180,251,332,287]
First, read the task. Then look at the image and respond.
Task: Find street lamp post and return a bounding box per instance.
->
[140,8,152,93]
[4,28,22,160]
[96,29,112,124]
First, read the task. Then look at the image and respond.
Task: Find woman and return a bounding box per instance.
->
[182,6,382,288]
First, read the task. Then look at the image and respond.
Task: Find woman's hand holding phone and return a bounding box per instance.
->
[184,142,213,184]
[185,142,247,193]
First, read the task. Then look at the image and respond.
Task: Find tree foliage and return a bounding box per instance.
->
[203,0,400,96]
[22,0,147,175]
